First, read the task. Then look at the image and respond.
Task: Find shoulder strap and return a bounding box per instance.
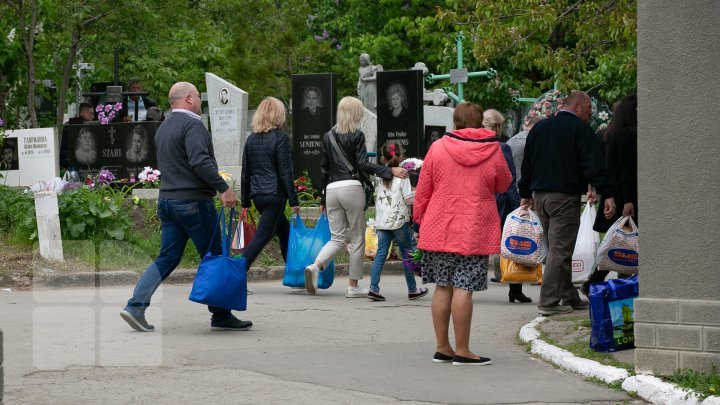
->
[327,129,356,172]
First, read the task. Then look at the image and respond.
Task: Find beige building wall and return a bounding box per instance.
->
[635,0,720,374]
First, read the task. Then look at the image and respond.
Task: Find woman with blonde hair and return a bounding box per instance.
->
[240,96,300,269]
[483,109,532,303]
[304,96,408,297]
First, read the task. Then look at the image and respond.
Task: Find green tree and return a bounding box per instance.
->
[438,0,637,107]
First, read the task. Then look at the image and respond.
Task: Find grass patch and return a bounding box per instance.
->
[537,314,635,373]
[664,367,719,399]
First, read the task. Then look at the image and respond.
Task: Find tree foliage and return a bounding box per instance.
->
[0,0,637,128]
[438,0,637,108]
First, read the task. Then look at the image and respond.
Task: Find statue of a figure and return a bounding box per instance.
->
[357,53,382,113]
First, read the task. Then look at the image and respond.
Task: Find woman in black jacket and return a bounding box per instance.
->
[241,97,300,269]
[582,94,637,294]
[304,96,408,297]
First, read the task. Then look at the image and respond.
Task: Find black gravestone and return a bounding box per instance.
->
[291,73,337,192]
[68,122,158,180]
[377,70,424,158]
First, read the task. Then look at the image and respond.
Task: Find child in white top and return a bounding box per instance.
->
[368,142,428,301]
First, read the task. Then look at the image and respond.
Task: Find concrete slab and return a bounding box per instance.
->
[0,277,632,404]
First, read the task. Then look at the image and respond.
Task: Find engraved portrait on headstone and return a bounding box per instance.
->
[377,70,424,158]
[125,125,150,163]
[0,138,19,171]
[74,127,98,166]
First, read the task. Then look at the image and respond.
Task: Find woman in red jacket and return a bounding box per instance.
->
[413,102,512,366]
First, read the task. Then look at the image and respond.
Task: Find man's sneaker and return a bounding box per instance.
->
[304,264,319,295]
[211,315,253,331]
[409,287,429,300]
[538,305,573,316]
[120,307,155,332]
[566,299,589,310]
[367,291,386,301]
[346,286,369,298]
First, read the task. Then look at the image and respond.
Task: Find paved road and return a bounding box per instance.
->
[1,276,634,404]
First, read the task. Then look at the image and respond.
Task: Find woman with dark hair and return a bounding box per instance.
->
[414,102,512,365]
[582,94,638,293]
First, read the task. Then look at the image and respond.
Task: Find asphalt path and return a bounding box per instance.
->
[1,276,633,404]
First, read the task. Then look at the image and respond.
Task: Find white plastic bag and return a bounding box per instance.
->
[27,177,67,194]
[572,202,600,283]
[596,216,639,275]
[500,207,547,266]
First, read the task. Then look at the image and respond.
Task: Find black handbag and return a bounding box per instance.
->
[327,130,374,210]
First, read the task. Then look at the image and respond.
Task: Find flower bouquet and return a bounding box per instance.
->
[95,102,123,124]
[402,249,423,275]
[400,158,423,187]
[590,103,612,132]
[81,169,115,189]
[138,166,161,188]
[294,170,319,204]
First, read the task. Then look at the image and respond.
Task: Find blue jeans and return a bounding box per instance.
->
[127,199,231,320]
[369,224,417,293]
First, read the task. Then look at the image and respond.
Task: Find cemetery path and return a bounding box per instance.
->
[1,276,642,404]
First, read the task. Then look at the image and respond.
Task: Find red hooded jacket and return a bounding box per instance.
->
[413,128,512,256]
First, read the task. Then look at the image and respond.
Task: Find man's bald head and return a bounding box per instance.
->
[168,82,201,115]
[561,90,592,123]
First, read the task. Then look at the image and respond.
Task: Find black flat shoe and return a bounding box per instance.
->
[508,292,533,303]
[452,355,492,366]
[432,352,454,363]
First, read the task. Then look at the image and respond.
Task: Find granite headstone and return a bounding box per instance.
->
[205,73,249,185]
[376,70,424,158]
[291,73,337,190]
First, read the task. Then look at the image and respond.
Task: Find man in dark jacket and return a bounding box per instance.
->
[121,81,251,332]
[518,90,610,316]
[121,77,157,122]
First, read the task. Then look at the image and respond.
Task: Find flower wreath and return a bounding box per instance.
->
[523,90,565,129]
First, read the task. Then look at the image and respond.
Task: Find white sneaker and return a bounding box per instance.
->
[346,285,369,298]
[304,264,319,295]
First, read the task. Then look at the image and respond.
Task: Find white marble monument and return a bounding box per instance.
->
[0,128,58,186]
[205,73,249,187]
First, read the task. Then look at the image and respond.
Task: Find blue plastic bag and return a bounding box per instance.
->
[589,275,638,352]
[284,213,334,289]
[189,208,248,311]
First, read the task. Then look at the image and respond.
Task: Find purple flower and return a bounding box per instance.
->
[335,44,342,50]
[322,30,329,39]
[95,105,103,112]
[314,35,323,42]
[307,14,316,21]
[0,118,4,126]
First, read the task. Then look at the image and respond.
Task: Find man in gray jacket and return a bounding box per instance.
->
[121,82,250,332]
[506,115,545,186]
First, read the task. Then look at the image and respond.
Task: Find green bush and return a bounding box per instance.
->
[58,186,133,242]
[0,185,37,245]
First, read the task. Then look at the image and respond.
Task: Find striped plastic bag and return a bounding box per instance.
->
[500,207,548,266]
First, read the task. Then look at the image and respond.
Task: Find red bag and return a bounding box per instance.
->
[231,208,256,254]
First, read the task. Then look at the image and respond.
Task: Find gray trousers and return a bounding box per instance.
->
[534,192,582,307]
[316,184,366,280]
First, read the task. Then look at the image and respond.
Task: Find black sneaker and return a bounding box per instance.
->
[432,352,454,363]
[120,307,155,332]
[408,287,429,300]
[367,291,386,301]
[211,315,253,331]
[452,355,492,366]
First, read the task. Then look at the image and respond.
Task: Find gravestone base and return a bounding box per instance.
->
[634,298,720,375]
[132,188,160,200]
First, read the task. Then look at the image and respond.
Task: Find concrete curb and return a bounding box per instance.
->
[31,260,408,288]
[519,317,720,405]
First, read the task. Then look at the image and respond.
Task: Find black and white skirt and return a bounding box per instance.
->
[421,251,488,292]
